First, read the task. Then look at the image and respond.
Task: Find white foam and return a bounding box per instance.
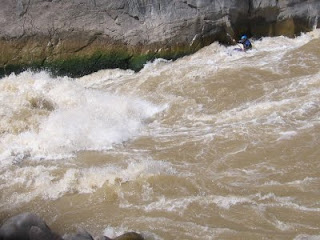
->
[277,131,298,140]
[273,219,293,231]
[103,225,130,239]
[121,194,254,214]
[294,235,320,240]
[77,68,135,89]
[102,226,161,240]
[0,158,175,207]
[211,195,254,209]
[0,71,163,163]
[141,58,172,72]
[254,193,320,213]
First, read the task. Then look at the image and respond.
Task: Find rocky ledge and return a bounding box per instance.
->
[0,0,319,77]
[0,212,144,240]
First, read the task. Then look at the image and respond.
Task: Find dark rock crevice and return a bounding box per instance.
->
[16,0,31,17]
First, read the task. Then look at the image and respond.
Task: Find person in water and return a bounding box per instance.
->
[238,35,252,51]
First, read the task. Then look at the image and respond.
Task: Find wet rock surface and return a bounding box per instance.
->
[0,213,144,240]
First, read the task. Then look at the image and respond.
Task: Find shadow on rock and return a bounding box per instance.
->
[0,213,144,240]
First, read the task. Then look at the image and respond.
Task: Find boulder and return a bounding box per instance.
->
[0,212,62,240]
[112,232,144,240]
[0,213,144,240]
[95,236,112,240]
[29,226,63,240]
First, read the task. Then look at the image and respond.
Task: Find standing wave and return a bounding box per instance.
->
[0,71,163,163]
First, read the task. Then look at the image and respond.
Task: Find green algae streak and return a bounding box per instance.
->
[0,43,201,78]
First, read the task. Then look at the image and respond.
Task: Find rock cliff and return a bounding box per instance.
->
[0,0,319,77]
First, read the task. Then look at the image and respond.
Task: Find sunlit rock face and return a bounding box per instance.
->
[0,0,319,76]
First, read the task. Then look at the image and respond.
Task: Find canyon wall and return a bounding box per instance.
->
[0,0,319,76]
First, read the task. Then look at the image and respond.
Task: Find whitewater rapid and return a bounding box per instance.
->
[0,71,164,162]
[1,29,320,239]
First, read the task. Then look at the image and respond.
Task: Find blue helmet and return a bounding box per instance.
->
[241,35,247,40]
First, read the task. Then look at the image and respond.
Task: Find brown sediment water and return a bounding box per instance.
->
[0,30,320,240]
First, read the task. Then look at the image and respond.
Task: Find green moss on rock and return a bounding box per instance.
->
[45,50,132,77]
[1,61,44,76]
[0,44,201,78]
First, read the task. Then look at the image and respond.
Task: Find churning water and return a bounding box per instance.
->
[1,30,320,239]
